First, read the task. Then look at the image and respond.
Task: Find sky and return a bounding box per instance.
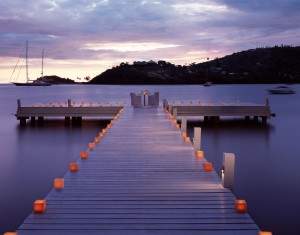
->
[0,0,299,83]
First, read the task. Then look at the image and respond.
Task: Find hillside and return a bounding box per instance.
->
[90,46,300,84]
[35,75,76,84]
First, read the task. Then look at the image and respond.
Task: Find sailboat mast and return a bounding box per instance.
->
[26,41,29,83]
[41,49,44,78]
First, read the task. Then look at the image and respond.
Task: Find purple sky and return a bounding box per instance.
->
[1,0,300,82]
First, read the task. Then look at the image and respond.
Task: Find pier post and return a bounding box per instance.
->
[173,108,177,120]
[222,153,235,190]
[193,127,201,150]
[30,116,36,125]
[37,116,44,125]
[17,99,21,108]
[181,117,187,133]
[65,116,71,125]
[262,116,267,125]
[20,118,26,126]
[68,99,72,107]
[265,98,269,106]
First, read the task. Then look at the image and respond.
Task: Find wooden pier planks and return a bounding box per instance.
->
[17,108,259,235]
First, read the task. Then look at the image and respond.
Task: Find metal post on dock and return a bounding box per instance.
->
[221,153,235,190]
[193,127,201,150]
[181,117,187,133]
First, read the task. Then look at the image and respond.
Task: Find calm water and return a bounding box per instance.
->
[0,84,300,235]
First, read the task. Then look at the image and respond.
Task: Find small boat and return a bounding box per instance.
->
[11,41,51,86]
[203,82,212,87]
[268,86,295,94]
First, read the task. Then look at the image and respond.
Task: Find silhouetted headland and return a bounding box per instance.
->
[89,45,300,84]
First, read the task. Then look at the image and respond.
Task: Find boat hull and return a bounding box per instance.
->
[13,82,51,86]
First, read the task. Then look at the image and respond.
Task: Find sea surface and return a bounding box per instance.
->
[0,84,300,235]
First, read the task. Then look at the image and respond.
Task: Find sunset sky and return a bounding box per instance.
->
[0,0,299,83]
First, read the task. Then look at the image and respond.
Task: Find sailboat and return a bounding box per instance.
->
[12,41,51,86]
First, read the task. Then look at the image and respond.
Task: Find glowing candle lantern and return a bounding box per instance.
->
[80,151,89,160]
[195,150,205,159]
[33,199,47,214]
[69,162,79,173]
[235,199,247,213]
[88,142,96,150]
[258,232,272,235]
[53,178,64,190]
[203,162,213,172]
[3,232,17,235]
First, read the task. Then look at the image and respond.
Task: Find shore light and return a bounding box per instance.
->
[203,162,213,172]
[53,178,64,190]
[33,200,47,214]
[195,150,205,159]
[235,199,247,213]
[69,162,79,172]
[80,151,89,160]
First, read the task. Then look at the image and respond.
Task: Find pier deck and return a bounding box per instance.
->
[15,100,123,125]
[166,99,272,123]
[17,108,259,234]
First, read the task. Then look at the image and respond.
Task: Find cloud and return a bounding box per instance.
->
[0,0,300,82]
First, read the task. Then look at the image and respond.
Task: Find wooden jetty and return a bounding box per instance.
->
[16,107,261,235]
[15,99,123,126]
[164,99,273,124]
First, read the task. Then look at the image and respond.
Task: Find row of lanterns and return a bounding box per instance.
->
[3,108,124,235]
[164,108,272,235]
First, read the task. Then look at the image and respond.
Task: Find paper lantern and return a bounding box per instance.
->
[80,151,89,160]
[195,150,205,159]
[33,200,47,214]
[88,142,96,150]
[235,199,247,213]
[203,162,213,172]
[53,178,64,190]
[69,162,79,172]
[258,232,272,235]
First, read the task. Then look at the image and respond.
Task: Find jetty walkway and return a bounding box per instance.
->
[17,107,259,235]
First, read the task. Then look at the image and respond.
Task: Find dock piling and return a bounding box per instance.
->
[181,117,187,133]
[222,152,236,190]
[193,127,202,150]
